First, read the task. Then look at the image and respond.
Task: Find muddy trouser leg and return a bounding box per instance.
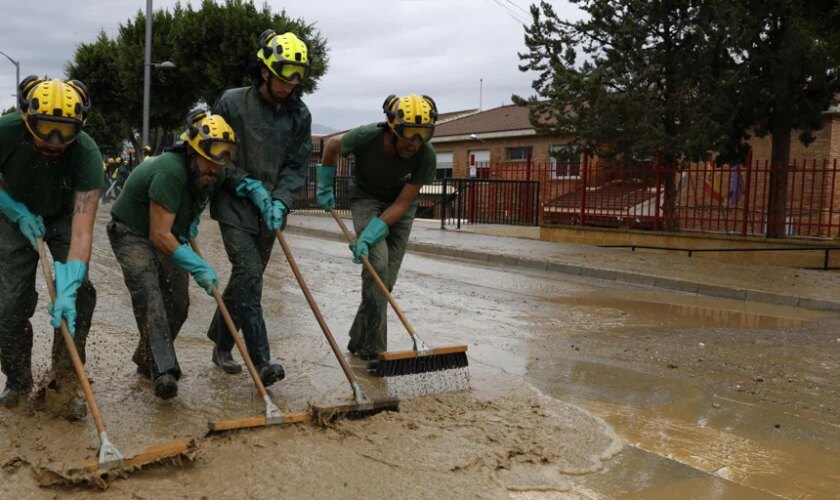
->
[107,220,181,380]
[46,216,96,383]
[159,253,190,348]
[207,223,273,367]
[0,217,39,392]
[348,195,418,356]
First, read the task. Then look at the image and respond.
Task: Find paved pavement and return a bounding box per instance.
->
[286,214,840,312]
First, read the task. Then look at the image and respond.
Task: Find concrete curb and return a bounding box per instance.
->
[286,225,840,313]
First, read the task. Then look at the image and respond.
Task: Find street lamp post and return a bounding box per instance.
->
[0,50,20,108]
[141,60,176,152]
[140,0,176,152]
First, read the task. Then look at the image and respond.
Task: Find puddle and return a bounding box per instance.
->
[551,289,830,329]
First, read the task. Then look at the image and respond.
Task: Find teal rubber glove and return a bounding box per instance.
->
[315,165,336,211]
[49,260,87,337]
[178,213,201,244]
[0,190,45,250]
[349,216,389,264]
[235,177,273,224]
[267,199,288,232]
[171,244,218,295]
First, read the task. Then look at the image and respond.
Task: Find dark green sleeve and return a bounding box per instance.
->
[147,172,184,213]
[212,92,249,190]
[409,145,437,185]
[72,134,105,191]
[270,109,312,208]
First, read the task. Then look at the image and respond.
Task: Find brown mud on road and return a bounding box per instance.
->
[1,212,621,498]
[1,210,838,498]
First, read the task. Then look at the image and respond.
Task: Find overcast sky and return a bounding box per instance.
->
[0,0,580,132]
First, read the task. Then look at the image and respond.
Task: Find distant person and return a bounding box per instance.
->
[108,109,236,399]
[205,29,312,387]
[317,94,437,360]
[0,76,102,419]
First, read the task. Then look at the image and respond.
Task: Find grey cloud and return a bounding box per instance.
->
[0,0,579,128]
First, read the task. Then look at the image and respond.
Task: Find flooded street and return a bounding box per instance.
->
[1,211,839,498]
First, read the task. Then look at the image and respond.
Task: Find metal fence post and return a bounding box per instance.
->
[580,154,589,226]
[742,151,753,236]
[457,180,463,229]
[440,177,447,229]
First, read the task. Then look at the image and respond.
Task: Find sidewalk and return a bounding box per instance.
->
[286,214,840,313]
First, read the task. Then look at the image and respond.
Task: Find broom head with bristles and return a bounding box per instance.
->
[372,345,468,377]
[309,398,399,425]
[35,438,197,488]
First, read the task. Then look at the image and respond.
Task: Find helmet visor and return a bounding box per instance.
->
[395,124,434,144]
[198,139,238,165]
[27,115,81,146]
[270,61,310,83]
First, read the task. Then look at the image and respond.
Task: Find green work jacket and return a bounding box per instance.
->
[210,85,312,235]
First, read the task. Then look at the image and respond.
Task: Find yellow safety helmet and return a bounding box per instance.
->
[180,108,238,165]
[19,76,90,147]
[382,94,438,144]
[256,29,310,83]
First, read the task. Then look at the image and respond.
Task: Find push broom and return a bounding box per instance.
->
[35,238,193,487]
[327,210,468,378]
[189,238,308,433]
[274,230,399,421]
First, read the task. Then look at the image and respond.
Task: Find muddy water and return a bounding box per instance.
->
[0,211,837,498]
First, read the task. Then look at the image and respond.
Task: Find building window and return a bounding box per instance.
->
[436,151,453,179]
[549,145,581,178]
[505,146,532,162]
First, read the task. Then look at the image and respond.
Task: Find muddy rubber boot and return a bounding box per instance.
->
[350,350,379,362]
[63,395,88,421]
[212,347,242,374]
[153,374,178,400]
[0,386,25,408]
[257,363,285,388]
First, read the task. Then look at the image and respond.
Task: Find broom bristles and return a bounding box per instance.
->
[309,399,399,425]
[372,351,469,377]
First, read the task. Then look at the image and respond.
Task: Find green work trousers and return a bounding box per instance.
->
[0,214,96,392]
[107,219,189,380]
[347,189,418,357]
[206,223,275,368]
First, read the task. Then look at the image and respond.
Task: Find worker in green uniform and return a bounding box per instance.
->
[317,94,438,360]
[108,109,237,399]
[0,77,102,418]
[206,29,312,387]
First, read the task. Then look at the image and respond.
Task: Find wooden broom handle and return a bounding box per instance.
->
[328,210,417,335]
[188,238,269,399]
[36,238,107,434]
[274,230,358,385]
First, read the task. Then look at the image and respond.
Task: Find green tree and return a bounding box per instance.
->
[514,0,712,230]
[707,1,840,238]
[67,31,128,154]
[66,0,329,154]
[1,107,15,116]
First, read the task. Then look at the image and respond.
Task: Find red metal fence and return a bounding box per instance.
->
[470,157,840,239]
[296,155,840,239]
